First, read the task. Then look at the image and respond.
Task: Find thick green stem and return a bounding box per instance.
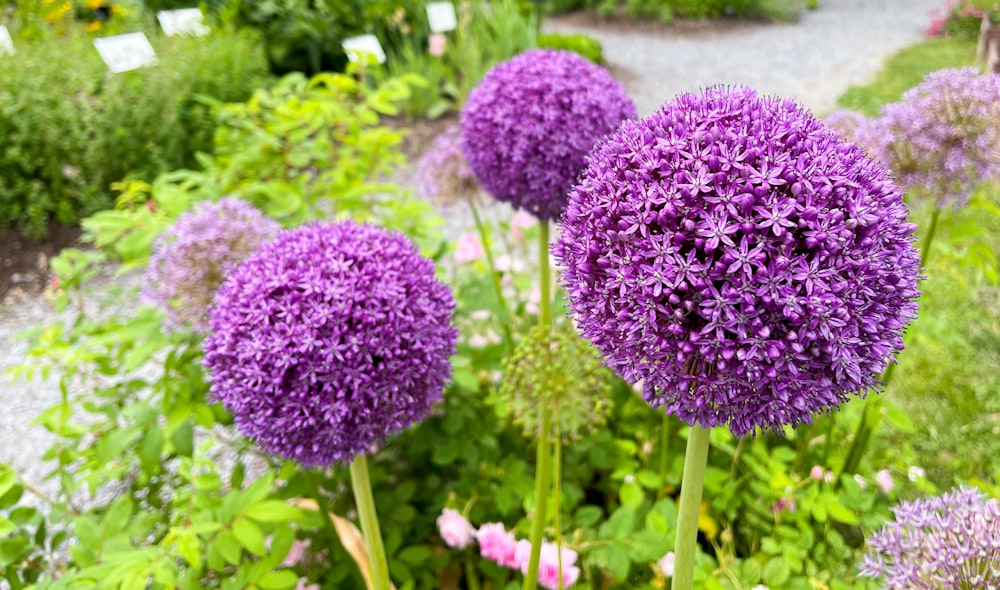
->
[838,207,940,479]
[672,425,711,590]
[539,220,551,330]
[349,455,391,590]
[522,407,553,590]
[470,200,514,355]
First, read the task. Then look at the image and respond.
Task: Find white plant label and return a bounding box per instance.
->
[157,8,210,37]
[0,25,14,56]
[426,2,457,33]
[342,34,386,64]
[94,32,158,73]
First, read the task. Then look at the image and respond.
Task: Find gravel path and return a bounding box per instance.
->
[1,0,946,502]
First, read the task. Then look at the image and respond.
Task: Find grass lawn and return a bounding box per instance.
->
[834,35,1000,490]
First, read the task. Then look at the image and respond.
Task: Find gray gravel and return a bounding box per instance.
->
[1,0,947,504]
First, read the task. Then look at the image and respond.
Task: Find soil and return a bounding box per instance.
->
[0,224,82,306]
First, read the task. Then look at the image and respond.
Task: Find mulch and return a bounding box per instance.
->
[0,224,82,305]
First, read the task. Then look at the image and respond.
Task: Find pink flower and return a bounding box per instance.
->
[657,551,675,577]
[428,33,446,56]
[536,542,579,589]
[437,508,476,549]
[810,465,825,480]
[854,474,868,490]
[454,234,483,264]
[511,210,536,242]
[771,497,796,514]
[295,582,319,590]
[477,523,520,568]
[876,469,894,494]
[517,541,579,589]
[282,539,311,566]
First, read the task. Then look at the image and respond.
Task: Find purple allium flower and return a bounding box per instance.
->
[554,86,922,436]
[461,49,636,222]
[859,486,1000,589]
[143,197,280,332]
[202,221,457,467]
[415,124,481,208]
[823,109,879,148]
[874,68,1000,208]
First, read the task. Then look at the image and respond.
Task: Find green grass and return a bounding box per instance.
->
[837,37,979,116]
[832,35,1000,489]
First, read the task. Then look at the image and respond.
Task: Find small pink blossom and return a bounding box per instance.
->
[477,523,520,568]
[511,210,537,242]
[428,33,446,56]
[824,470,835,484]
[810,465,825,480]
[876,469,894,494]
[454,234,483,264]
[295,582,319,590]
[908,465,925,481]
[657,551,675,577]
[282,539,311,566]
[771,497,796,514]
[854,474,868,490]
[536,542,579,589]
[437,508,476,549]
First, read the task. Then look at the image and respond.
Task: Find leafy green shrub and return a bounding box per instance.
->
[0,28,267,237]
[538,32,605,63]
[541,0,805,21]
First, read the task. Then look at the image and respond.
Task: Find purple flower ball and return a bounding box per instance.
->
[875,67,1000,209]
[460,49,636,222]
[202,221,458,466]
[415,124,480,208]
[143,198,280,332]
[554,86,922,435]
[860,486,1000,588]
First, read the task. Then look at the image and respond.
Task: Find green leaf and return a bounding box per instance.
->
[176,530,202,569]
[600,505,636,540]
[619,482,644,507]
[171,421,195,457]
[397,544,432,564]
[574,505,603,527]
[215,529,242,565]
[827,501,859,525]
[0,517,15,537]
[762,556,791,587]
[881,401,915,433]
[258,570,299,590]
[139,427,164,476]
[244,500,304,523]
[233,518,266,556]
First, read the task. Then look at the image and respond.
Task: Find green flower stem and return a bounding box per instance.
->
[465,557,482,590]
[523,406,553,590]
[349,454,392,590]
[539,220,551,330]
[838,206,941,479]
[470,200,515,355]
[672,424,712,590]
[553,420,564,590]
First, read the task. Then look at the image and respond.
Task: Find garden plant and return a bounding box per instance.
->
[1,2,999,590]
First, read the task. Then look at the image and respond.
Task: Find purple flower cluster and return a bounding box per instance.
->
[415,124,481,208]
[860,486,1000,588]
[143,198,280,332]
[202,221,457,467]
[461,49,636,221]
[554,86,922,435]
[874,68,1000,208]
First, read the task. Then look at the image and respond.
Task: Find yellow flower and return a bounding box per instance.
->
[88,0,103,7]
[86,21,101,32]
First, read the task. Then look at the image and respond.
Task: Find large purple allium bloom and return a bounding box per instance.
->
[860,486,1000,588]
[874,67,1000,209]
[554,86,921,435]
[460,49,636,221]
[202,221,458,466]
[143,198,280,332]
